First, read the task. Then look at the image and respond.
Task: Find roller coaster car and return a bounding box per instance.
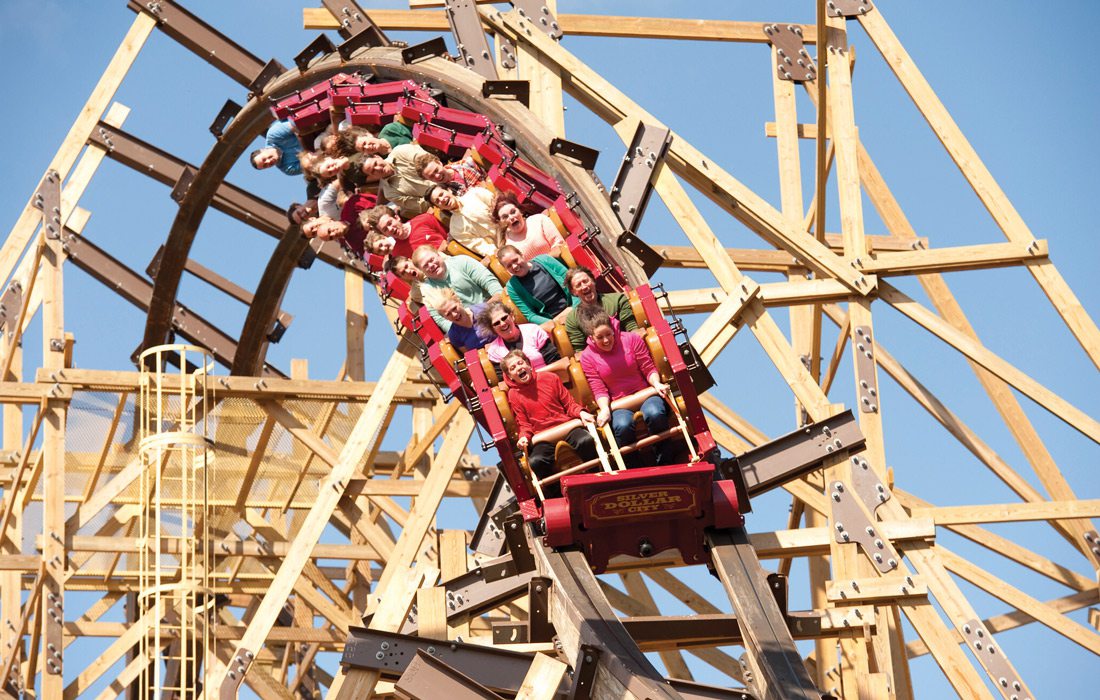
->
[345,101,401,127]
[412,121,477,161]
[542,463,743,573]
[455,283,743,572]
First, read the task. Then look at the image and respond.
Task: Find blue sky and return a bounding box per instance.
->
[1,1,1097,697]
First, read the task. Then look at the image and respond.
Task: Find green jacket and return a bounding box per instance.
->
[505,255,576,325]
[565,292,638,351]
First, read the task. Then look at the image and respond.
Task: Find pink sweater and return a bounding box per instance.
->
[486,323,550,368]
[580,325,658,402]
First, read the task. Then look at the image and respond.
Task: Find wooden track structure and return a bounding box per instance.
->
[0,1,1097,699]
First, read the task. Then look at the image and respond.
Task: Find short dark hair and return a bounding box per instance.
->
[563,266,595,293]
[424,184,445,206]
[249,148,266,169]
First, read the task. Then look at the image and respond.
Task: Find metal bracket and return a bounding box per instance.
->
[0,281,24,336]
[294,34,337,72]
[490,577,553,645]
[209,98,242,139]
[482,80,530,107]
[444,0,498,80]
[220,647,254,699]
[247,58,285,97]
[338,22,389,60]
[830,479,900,573]
[323,0,391,44]
[610,122,671,234]
[549,138,599,170]
[1083,530,1100,568]
[402,37,450,65]
[849,453,890,513]
[514,0,563,41]
[342,628,542,694]
[853,326,880,413]
[763,24,817,82]
[767,572,788,615]
[616,230,662,279]
[170,166,196,204]
[498,36,517,70]
[959,619,1032,700]
[827,0,875,17]
[499,512,535,574]
[724,410,865,497]
[569,645,600,700]
[37,170,62,240]
[395,651,506,700]
[738,653,764,699]
[470,473,516,556]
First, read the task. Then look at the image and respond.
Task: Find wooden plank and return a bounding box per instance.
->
[213,349,415,696]
[41,367,437,402]
[61,604,157,700]
[345,270,366,381]
[879,280,1100,443]
[826,576,929,604]
[849,131,1098,561]
[938,547,1100,655]
[514,653,568,700]
[303,8,817,42]
[859,7,1100,370]
[860,240,1048,276]
[907,589,1098,658]
[912,500,1100,525]
[416,587,448,640]
[688,279,758,365]
[0,14,153,288]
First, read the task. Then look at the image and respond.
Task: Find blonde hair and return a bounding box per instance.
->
[421,285,460,311]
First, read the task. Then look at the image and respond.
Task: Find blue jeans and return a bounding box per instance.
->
[610,395,670,466]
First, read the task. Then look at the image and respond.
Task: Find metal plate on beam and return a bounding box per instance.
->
[853,326,880,413]
[402,37,450,65]
[616,230,663,279]
[513,0,563,40]
[482,80,530,107]
[849,453,890,513]
[37,170,62,241]
[827,0,875,17]
[726,410,865,496]
[342,629,553,696]
[294,34,337,73]
[763,23,816,82]
[549,138,599,170]
[444,0,498,80]
[209,99,242,139]
[830,480,900,574]
[610,122,671,234]
[395,651,506,700]
[323,0,391,44]
[959,619,1033,700]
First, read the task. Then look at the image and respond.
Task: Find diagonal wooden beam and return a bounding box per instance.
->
[209,348,415,698]
[858,7,1100,370]
[0,12,153,288]
[879,281,1100,443]
[937,547,1100,655]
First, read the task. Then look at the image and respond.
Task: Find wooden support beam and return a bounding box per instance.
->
[912,500,1100,526]
[858,7,1100,370]
[303,8,817,43]
[859,240,1049,276]
[938,547,1100,655]
[0,14,153,288]
[211,349,415,698]
[879,280,1100,443]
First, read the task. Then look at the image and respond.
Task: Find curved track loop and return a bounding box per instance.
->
[144,45,626,375]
